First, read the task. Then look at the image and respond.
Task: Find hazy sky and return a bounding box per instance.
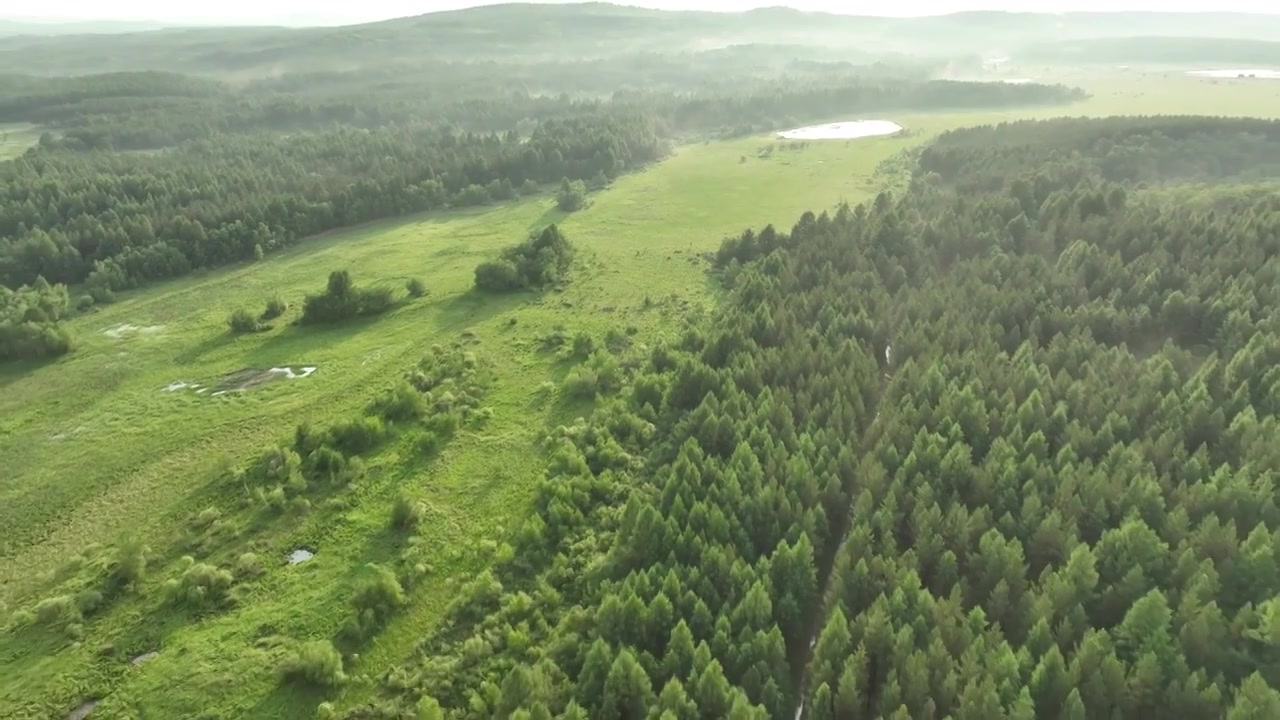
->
[9,1,1280,26]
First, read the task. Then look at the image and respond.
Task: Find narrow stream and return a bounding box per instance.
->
[792,342,892,720]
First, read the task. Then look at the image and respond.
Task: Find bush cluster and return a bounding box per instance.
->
[301,270,396,324]
[0,277,73,362]
[474,225,574,293]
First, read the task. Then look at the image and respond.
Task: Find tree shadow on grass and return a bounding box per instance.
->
[172,329,238,366]
[530,204,568,232]
[245,681,329,720]
[434,287,538,334]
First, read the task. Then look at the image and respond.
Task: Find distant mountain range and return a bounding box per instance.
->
[0,18,181,36]
[3,3,1279,76]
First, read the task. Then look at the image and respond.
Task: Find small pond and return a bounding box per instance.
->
[288,548,315,565]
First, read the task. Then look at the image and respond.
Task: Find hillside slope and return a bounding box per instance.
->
[4,4,1280,76]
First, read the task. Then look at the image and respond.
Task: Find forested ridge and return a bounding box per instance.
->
[339,116,1280,719]
[0,74,1080,301]
[6,5,1280,77]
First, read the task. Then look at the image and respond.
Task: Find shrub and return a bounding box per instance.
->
[474,259,521,292]
[339,564,405,646]
[9,609,35,629]
[235,552,264,579]
[75,295,95,312]
[34,595,80,627]
[75,589,104,616]
[605,327,632,353]
[307,446,348,479]
[164,558,234,608]
[406,278,427,298]
[564,367,600,399]
[368,382,426,422]
[453,183,491,207]
[89,285,116,304]
[571,332,595,359]
[474,225,574,293]
[261,296,288,320]
[520,178,539,196]
[301,270,397,325]
[556,178,588,212]
[109,539,148,588]
[280,640,346,688]
[228,308,262,334]
[390,493,424,530]
[294,422,325,457]
[330,416,386,455]
[0,279,74,362]
[356,286,395,316]
[253,243,265,261]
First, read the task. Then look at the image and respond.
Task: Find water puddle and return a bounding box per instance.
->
[777,120,902,140]
[288,548,314,565]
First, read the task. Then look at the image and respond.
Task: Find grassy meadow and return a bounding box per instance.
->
[0,123,41,159]
[2,70,1278,718]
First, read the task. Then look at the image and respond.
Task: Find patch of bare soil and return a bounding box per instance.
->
[200,366,318,395]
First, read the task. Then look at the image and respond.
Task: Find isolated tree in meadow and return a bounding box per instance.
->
[557,178,588,212]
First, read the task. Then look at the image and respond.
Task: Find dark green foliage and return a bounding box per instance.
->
[406,278,427,298]
[163,557,234,608]
[261,296,288,320]
[474,225,574,293]
[227,308,263,334]
[280,640,346,688]
[33,595,79,627]
[338,564,405,646]
[0,110,664,292]
[390,493,424,530]
[300,271,396,324]
[108,539,148,589]
[557,178,589,212]
[328,416,386,455]
[367,382,427,422]
[349,116,1280,719]
[0,277,72,362]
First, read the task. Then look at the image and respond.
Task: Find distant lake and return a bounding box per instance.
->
[777,120,903,140]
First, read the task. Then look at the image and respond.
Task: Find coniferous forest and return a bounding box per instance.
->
[338,116,1280,719]
[0,69,1080,322]
[7,5,1280,719]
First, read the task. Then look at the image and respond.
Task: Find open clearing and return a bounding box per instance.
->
[2,70,1278,719]
[0,123,41,160]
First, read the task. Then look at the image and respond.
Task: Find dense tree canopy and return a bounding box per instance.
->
[341,116,1280,719]
[0,276,72,362]
[0,72,1077,298]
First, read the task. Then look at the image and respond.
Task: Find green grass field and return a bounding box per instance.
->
[0,123,42,160]
[2,71,1278,719]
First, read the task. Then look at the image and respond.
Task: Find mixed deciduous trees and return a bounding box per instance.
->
[0,276,72,362]
[474,225,575,293]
